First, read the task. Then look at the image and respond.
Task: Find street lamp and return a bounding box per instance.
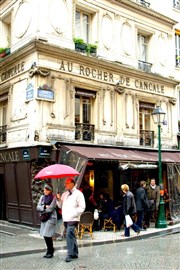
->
[152,106,167,228]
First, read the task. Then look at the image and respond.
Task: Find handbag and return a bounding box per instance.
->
[40,212,51,222]
[56,206,62,220]
[125,214,133,228]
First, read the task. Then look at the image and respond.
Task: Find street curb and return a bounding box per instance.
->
[1,226,179,259]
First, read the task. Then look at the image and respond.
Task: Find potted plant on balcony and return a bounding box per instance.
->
[86,42,98,55]
[73,38,87,52]
[5,47,11,56]
[0,48,6,58]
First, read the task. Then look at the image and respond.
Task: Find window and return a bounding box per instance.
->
[75,96,91,124]
[175,31,180,67]
[0,97,7,143]
[139,102,154,147]
[75,10,90,43]
[1,14,11,48]
[138,34,148,62]
[137,33,152,72]
[75,89,95,141]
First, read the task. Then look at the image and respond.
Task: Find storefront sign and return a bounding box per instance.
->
[59,60,166,95]
[22,149,30,160]
[0,62,25,82]
[39,146,51,158]
[0,151,20,163]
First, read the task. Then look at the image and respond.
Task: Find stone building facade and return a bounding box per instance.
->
[0,0,180,226]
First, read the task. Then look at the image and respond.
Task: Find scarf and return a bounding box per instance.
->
[150,184,156,190]
[43,193,54,205]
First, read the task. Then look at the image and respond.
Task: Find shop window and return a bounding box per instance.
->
[137,33,152,72]
[175,31,180,67]
[75,89,95,141]
[139,102,154,147]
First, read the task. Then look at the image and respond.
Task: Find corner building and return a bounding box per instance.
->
[0,0,180,226]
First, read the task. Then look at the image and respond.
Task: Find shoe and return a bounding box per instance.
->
[137,230,140,235]
[70,255,78,259]
[140,228,146,231]
[43,254,53,258]
[65,256,72,262]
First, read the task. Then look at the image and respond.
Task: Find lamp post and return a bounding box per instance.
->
[152,106,167,228]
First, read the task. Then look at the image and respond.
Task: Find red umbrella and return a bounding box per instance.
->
[34,164,80,180]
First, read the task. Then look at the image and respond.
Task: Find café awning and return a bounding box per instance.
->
[60,145,180,163]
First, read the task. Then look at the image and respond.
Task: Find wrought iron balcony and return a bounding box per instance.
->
[138,60,152,72]
[0,125,7,143]
[75,123,95,142]
[173,0,180,10]
[140,130,154,147]
[136,0,150,7]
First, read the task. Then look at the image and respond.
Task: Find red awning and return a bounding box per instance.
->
[61,145,180,163]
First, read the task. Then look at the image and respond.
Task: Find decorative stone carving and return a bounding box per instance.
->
[14,1,32,38]
[101,14,113,50]
[49,0,69,34]
[29,67,50,77]
[158,35,167,66]
[169,98,176,105]
[34,130,39,141]
[114,85,125,94]
[121,22,133,56]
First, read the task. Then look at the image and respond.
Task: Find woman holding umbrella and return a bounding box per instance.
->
[37,183,57,258]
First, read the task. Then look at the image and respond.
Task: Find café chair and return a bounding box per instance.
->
[78,211,94,239]
[103,217,116,232]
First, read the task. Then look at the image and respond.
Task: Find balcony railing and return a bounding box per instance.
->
[140,130,154,147]
[136,0,150,7]
[0,125,7,143]
[75,123,95,142]
[138,60,152,72]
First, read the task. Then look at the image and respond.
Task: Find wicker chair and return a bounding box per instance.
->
[103,217,116,232]
[78,211,94,239]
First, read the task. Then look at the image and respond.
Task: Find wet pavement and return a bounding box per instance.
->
[0,220,179,258]
[0,220,180,270]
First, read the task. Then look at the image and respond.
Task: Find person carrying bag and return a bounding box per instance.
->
[37,183,57,258]
[121,184,141,237]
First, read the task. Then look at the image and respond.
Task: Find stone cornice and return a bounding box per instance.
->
[113,0,178,26]
[0,39,179,87]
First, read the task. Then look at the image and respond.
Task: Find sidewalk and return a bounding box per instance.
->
[0,220,180,258]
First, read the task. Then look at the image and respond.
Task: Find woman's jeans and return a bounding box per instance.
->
[124,218,140,237]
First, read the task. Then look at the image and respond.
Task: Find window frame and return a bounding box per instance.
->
[75,10,91,43]
[75,95,92,124]
[175,32,180,67]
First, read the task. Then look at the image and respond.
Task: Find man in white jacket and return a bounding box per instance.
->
[57,178,85,262]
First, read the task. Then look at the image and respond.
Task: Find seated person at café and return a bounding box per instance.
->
[98,193,116,229]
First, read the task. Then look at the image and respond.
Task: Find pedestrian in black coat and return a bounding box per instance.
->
[121,184,141,237]
[135,181,149,229]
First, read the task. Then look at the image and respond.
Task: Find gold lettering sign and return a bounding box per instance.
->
[0,151,20,163]
[0,62,25,82]
[59,61,165,94]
